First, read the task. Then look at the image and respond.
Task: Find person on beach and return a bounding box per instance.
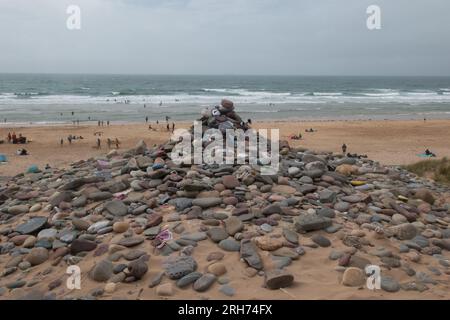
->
[17,134,27,144]
[60,138,64,147]
[166,123,170,131]
[7,132,11,143]
[425,149,436,157]
[107,120,110,126]
[97,138,101,149]
[247,119,252,125]
[146,116,148,123]
[342,143,347,154]
[107,138,112,149]
[98,121,100,127]
[17,148,28,156]
[172,122,175,133]
[115,138,120,149]
[68,135,72,144]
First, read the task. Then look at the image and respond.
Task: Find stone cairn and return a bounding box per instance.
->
[0,99,450,299]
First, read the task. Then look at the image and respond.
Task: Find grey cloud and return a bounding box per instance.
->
[0,0,449,75]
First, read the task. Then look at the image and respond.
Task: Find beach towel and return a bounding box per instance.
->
[417,154,435,158]
[0,154,7,162]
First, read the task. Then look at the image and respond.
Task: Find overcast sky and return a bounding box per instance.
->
[0,0,449,76]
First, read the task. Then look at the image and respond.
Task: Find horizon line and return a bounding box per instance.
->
[1,72,450,78]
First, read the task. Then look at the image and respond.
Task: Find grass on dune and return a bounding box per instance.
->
[405,157,450,185]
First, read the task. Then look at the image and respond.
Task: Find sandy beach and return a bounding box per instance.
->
[1,119,450,177]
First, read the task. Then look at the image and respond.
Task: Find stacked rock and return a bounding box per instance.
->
[196,99,249,134]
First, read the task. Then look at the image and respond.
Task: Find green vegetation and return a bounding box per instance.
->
[405,157,450,185]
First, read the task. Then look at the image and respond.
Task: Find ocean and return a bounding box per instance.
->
[1,74,450,124]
